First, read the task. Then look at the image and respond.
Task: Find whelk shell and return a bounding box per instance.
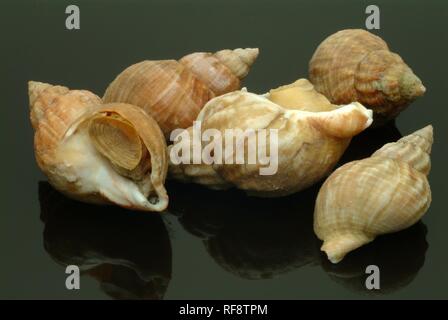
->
[314,125,433,263]
[168,79,373,196]
[309,29,425,124]
[29,81,168,211]
[103,48,259,138]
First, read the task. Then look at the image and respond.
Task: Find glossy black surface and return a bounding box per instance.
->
[1,0,447,299]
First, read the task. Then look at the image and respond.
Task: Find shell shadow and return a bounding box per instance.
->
[320,222,428,295]
[167,181,322,280]
[39,181,172,300]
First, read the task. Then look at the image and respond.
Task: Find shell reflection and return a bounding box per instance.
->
[168,181,321,279]
[321,223,428,294]
[39,182,172,300]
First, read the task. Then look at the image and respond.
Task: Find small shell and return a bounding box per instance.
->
[103,48,259,138]
[29,81,168,211]
[168,79,373,196]
[314,125,433,263]
[309,29,425,124]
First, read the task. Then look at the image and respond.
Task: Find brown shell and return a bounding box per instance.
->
[103,48,259,138]
[29,81,103,171]
[309,29,425,124]
[29,82,168,211]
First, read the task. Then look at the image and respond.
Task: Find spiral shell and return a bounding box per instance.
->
[29,81,168,211]
[314,125,433,263]
[309,29,425,124]
[168,79,373,196]
[103,48,259,138]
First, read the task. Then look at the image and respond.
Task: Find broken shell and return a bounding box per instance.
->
[314,125,433,263]
[103,48,259,138]
[29,81,168,211]
[309,29,425,124]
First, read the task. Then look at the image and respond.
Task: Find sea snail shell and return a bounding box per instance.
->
[314,125,433,263]
[168,79,373,196]
[309,29,425,125]
[29,81,168,211]
[103,48,259,138]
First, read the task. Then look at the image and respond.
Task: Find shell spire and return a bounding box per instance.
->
[214,48,259,79]
[104,48,259,138]
[29,81,169,212]
[309,29,425,125]
[314,126,433,263]
[372,125,433,175]
[29,81,102,151]
[29,81,53,109]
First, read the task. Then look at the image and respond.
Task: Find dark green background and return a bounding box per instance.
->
[1,0,447,299]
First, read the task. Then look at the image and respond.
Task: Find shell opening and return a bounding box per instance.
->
[267,79,336,112]
[88,113,152,181]
[58,112,164,211]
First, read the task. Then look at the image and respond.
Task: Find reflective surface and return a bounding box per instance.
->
[40,182,172,300]
[1,0,447,299]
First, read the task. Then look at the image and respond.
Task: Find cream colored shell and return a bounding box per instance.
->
[314,125,433,263]
[168,79,373,196]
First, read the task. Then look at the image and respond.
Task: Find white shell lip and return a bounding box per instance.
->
[57,108,168,212]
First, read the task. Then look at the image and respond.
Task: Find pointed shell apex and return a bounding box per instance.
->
[28,81,56,107]
[214,48,259,79]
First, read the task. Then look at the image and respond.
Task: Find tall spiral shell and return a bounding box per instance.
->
[103,48,259,138]
[168,79,373,196]
[314,125,433,263]
[29,81,168,211]
[309,29,425,124]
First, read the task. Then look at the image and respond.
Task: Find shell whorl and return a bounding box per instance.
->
[29,81,54,111]
[309,29,425,124]
[314,125,433,263]
[29,81,103,168]
[168,80,373,196]
[372,125,433,175]
[213,48,259,79]
[104,48,258,138]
